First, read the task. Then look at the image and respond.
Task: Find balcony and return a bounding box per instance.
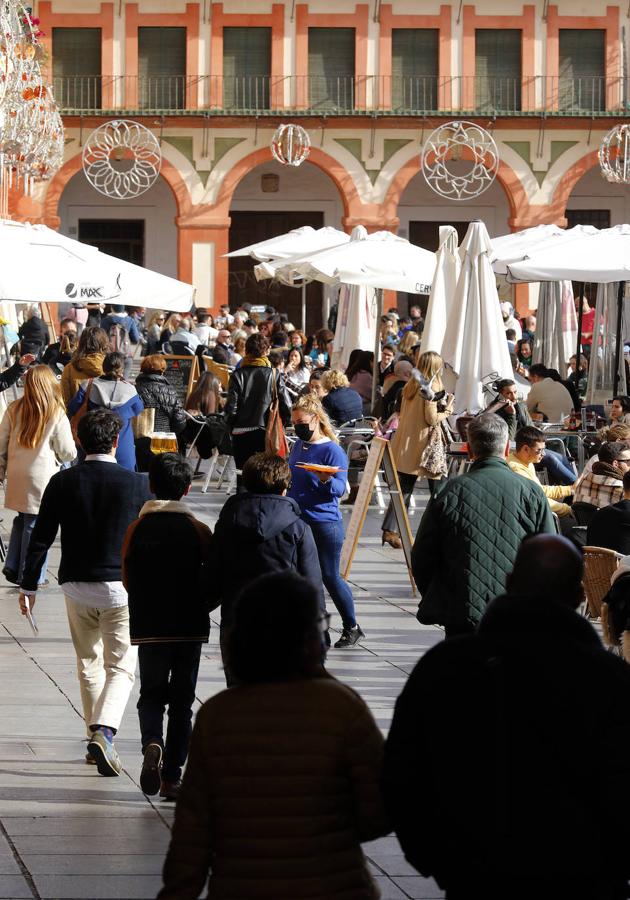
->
[53,74,627,118]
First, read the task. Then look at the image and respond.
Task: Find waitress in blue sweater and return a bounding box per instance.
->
[288,394,364,648]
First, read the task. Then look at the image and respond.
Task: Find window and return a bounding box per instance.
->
[475,29,521,112]
[308,28,355,110]
[138,27,187,110]
[559,30,605,113]
[223,27,271,110]
[391,29,438,111]
[79,220,145,266]
[565,209,611,229]
[52,28,102,109]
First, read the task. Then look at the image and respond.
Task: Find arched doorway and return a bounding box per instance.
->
[564,162,628,229]
[229,159,345,333]
[57,170,178,277]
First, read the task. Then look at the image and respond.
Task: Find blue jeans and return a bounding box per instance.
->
[308,518,357,629]
[539,449,576,486]
[5,513,47,584]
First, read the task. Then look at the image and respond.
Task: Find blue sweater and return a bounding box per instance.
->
[288,439,348,524]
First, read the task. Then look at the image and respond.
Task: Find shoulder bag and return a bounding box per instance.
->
[420,423,448,478]
[265,370,289,458]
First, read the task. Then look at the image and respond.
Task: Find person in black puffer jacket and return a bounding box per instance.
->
[224,333,291,487]
[321,369,363,425]
[134,355,187,471]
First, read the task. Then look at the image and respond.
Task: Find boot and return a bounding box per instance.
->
[342,484,360,505]
[382,529,402,549]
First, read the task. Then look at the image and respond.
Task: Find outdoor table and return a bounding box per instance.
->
[539,426,588,473]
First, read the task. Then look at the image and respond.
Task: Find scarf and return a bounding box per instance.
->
[591,461,622,481]
[240,355,271,368]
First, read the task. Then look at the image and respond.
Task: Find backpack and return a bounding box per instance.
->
[109,321,131,356]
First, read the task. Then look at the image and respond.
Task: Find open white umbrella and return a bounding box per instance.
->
[442,221,512,414]
[506,224,630,283]
[229,225,350,330]
[420,225,460,356]
[0,219,193,311]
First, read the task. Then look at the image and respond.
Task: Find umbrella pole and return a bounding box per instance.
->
[371,288,383,413]
[613,281,626,396]
[301,281,306,333]
[575,282,584,376]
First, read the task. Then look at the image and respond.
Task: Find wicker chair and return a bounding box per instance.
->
[582,546,622,619]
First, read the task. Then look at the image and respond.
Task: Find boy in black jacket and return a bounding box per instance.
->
[210,452,325,684]
[122,453,212,801]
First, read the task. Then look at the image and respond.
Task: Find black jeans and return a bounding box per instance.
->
[232,429,266,491]
[137,642,202,783]
[382,473,444,533]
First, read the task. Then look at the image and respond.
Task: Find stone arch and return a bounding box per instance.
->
[43,151,193,227]
[213,145,363,224]
[549,149,600,222]
[381,152,528,226]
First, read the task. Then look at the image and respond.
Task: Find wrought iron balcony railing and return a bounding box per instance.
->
[53,74,627,117]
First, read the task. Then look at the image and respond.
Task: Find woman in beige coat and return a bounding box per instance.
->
[382,351,454,548]
[0,366,76,586]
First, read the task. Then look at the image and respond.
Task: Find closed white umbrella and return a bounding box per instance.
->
[0,219,193,311]
[442,221,512,414]
[532,280,577,375]
[331,282,376,371]
[420,225,460,356]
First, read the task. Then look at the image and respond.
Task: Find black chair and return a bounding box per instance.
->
[571,501,599,528]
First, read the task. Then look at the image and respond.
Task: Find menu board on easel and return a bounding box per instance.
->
[340,436,416,594]
[162,355,199,405]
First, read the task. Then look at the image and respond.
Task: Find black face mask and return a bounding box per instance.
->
[294,423,315,442]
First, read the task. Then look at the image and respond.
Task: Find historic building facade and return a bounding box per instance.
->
[9,0,630,322]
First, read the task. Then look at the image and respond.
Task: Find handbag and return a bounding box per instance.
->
[70,379,93,442]
[420,423,448,477]
[265,371,289,458]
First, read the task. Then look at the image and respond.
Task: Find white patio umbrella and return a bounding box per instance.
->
[490,224,598,276]
[442,220,512,414]
[227,225,350,331]
[0,219,193,311]
[270,226,436,407]
[420,225,460,356]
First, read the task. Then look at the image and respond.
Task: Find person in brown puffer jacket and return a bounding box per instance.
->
[60,326,109,408]
[159,572,389,900]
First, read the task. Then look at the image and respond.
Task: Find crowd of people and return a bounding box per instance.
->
[1,297,630,899]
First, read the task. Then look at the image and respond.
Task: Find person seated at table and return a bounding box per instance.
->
[586,470,630,555]
[567,354,588,400]
[582,423,630,480]
[508,427,575,535]
[573,441,630,509]
[610,395,630,427]
[526,364,574,423]
[321,370,363,426]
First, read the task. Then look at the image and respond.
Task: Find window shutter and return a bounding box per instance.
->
[391,29,438,110]
[223,27,271,110]
[138,27,187,109]
[475,29,521,111]
[308,28,355,110]
[52,28,101,109]
[559,30,605,112]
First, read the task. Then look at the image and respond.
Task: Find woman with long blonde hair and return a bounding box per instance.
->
[381,350,454,548]
[288,394,365,648]
[0,365,76,586]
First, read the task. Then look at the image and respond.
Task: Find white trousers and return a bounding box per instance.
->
[64,598,138,736]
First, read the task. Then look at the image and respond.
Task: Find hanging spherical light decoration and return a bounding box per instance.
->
[421,120,499,201]
[270,124,310,167]
[599,124,630,184]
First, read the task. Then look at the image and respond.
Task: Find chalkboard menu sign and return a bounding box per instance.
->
[162,355,199,405]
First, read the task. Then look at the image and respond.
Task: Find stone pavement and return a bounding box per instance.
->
[0,476,445,900]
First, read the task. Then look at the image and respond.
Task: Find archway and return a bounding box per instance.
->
[228,157,347,332]
[563,159,628,227]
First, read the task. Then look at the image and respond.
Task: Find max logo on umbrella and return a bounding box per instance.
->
[65,282,110,300]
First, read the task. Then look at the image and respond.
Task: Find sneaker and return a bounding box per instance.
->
[140,743,163,796]
[334,625,365,649]
[87,730,122,777]
[159,779,181,801]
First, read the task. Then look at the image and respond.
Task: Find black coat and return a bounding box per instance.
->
[323,386,363,425]
[209,492,323,622]
[225,365,291,430]
[383,594,630,898]
[122,506,213,644]
[586,499,630,555]
[135,372,187,434]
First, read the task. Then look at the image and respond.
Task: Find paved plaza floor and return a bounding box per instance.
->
[0,475,446,900]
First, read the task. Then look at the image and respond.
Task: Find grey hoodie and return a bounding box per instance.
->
[86,377,139,410]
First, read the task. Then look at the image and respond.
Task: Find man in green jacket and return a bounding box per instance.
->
[412,413,556,637]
